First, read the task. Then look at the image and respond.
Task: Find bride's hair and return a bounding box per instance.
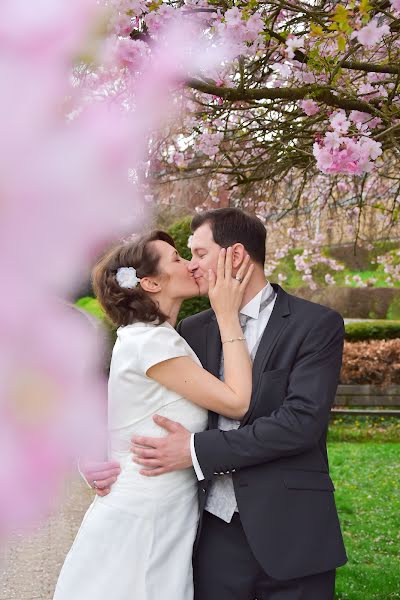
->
[92,230,176,327]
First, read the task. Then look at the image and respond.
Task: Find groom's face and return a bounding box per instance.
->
[188,223,221,296]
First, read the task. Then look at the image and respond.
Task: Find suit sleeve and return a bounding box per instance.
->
[193,310,344,479]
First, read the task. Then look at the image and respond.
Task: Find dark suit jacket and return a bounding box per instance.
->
[177,284,347,581]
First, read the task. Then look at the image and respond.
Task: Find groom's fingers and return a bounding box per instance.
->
[153,414,182,432]
[140,467,168,477]
[132,457,161,468]
[131,445,158,459]
[131,435,160,449]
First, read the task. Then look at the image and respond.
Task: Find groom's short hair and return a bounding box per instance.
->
[191,208,266,266]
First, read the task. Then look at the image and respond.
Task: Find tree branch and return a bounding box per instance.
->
[186,78,383,114]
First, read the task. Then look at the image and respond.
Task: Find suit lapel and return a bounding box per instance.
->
[241,284,291,427]
[205,315,222,429]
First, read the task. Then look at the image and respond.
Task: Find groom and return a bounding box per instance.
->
[83,208,347,599]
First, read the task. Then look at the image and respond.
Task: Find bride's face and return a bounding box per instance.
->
[152,240,199,300]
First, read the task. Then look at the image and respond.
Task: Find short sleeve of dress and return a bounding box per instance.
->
[134,324,190,375]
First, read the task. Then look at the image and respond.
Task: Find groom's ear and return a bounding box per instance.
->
[231,243,246,269]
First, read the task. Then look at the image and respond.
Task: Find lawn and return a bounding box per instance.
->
[329,440,400,599]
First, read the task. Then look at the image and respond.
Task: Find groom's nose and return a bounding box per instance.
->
[188,260,197,273]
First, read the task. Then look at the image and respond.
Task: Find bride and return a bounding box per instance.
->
[53,229,254,600]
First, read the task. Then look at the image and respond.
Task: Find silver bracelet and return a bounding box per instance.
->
[222,336,246,345]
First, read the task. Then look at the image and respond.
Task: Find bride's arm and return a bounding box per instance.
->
[147,248,253,419]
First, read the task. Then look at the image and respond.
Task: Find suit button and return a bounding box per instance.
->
[202,487,206,493]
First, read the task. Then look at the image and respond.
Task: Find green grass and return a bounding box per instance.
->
[329,415,400,443]
[329,441,400,599]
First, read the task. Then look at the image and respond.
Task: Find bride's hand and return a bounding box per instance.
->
[208,247,254,321]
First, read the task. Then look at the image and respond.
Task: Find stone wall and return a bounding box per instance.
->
[292,286,400,319]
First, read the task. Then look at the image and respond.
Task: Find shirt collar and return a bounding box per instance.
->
[240,282,273,320]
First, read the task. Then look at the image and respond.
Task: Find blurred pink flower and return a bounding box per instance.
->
[0,299,107,533]
[325,274,336,285]
[198,131,224,157]
[352,19,390,48]
[0,0,98,61]
[0,1,232,536]
[300,99,319,116]
[390,0,400,13]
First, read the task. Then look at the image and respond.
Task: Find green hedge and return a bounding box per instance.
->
[345,320,400,341]
[76,298,400,342]
[75,296,108,323]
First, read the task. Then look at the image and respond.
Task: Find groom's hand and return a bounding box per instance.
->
[130,415,192,476]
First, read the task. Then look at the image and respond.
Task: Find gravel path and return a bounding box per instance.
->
[1,478,94,600]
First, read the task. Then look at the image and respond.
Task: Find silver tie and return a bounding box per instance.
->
[205,288,276,523]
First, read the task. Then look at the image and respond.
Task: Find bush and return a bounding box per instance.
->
[345,320,400,341]
[341,339,400,385]
[167,216,192,260]
[386,295,400,319]
[75,296,108,323]
[167,216,211,322]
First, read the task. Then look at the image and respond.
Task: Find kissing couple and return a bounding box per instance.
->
[53,208,347,600]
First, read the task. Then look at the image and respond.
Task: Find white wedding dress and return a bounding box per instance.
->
[53,321,208,600]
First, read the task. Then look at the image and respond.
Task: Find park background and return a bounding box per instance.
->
[1,1,400,600]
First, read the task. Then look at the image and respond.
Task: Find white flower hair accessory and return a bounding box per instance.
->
[116,267,141,289]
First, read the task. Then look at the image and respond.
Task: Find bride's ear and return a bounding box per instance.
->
[139,277,161,294]
[231,244,246,269]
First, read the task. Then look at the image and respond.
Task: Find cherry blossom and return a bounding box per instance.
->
[285,35,305,59]
[390,0,400,13]
[300,99,320,116]
[352,19,391,48]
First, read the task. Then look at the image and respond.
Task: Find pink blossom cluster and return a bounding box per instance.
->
[214,7,264,55]
[300,99,320,116]
[376,250,400,286]
[100,0,400,182]
[313,110,382,175]
[351,18,390,48]
[285,35,305,59]
[265,226,346,289]
[391,0,400,13]
[198,131,224,158]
